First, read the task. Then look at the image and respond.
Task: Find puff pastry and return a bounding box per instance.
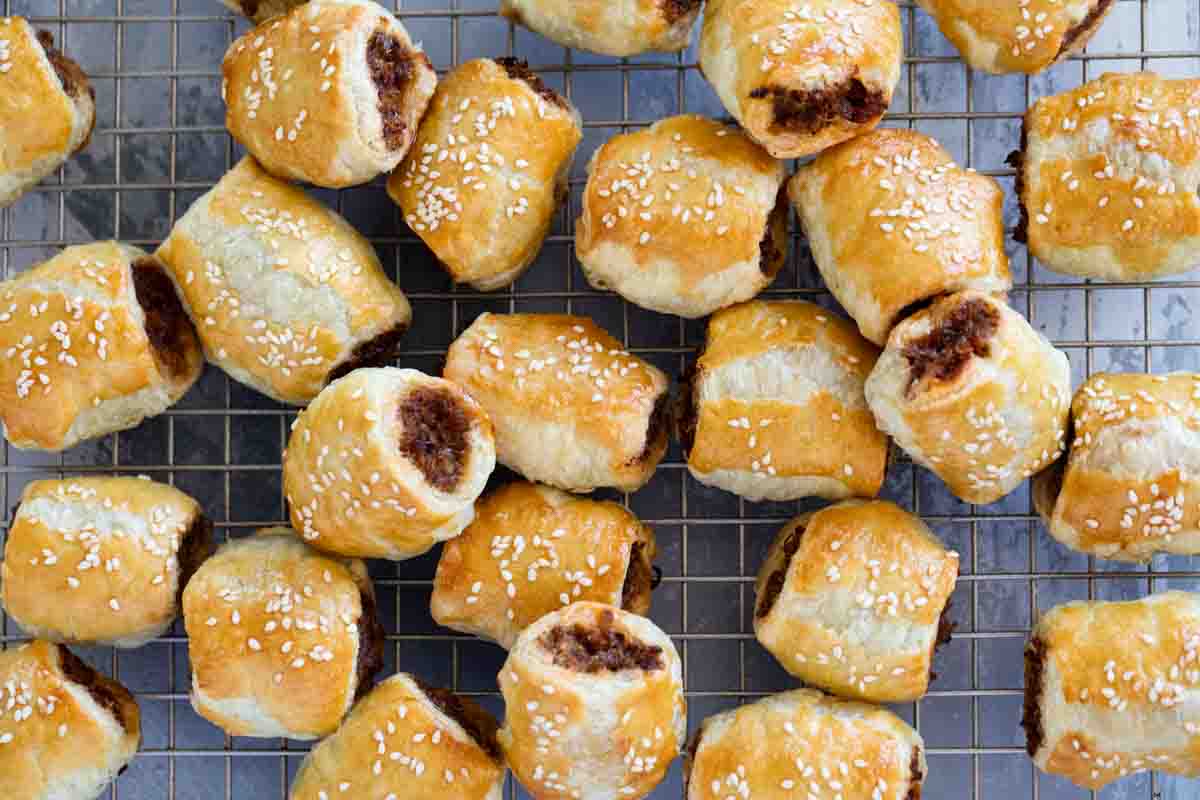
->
[1034,372,1200,562]
[0,19,94,209]
[290,673,506,800]
[1024,591,1200,790]
[698,0,902,159]
[181,529,385,739]
[916,0,1115,75]
[443,313,670,493]
[790,128,1012,346]
[284,367,496,560]
[1013,72,1200,281]
[0,242,203,452]
[865,291,1071,505]
[157,157,412,405]
[222,0,437,188]
[0,641,141,800]
[685,688,926,800]
[431,481,657,649]
[499,0,702,58]
[388,58,582,291]
[680,300,887,502]
[499,602,686,800]
[754,500,958,703]
[576,115,789,319]
[1,477,212,649]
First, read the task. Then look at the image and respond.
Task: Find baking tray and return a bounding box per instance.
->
[1,0,1198,797]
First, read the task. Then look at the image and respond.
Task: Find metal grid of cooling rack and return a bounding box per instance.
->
[1,0,1199,797]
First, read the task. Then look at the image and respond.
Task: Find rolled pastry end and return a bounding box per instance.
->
[901,294,1000,395]
[749,76,888,140]
[539,609,666,674]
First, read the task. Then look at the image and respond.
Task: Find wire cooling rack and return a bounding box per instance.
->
[2,0,1199,797]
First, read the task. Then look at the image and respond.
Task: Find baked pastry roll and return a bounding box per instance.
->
[1013,72,1200,281]
[1024,591,1200,790]
[499,0,702,58]
[0,242,203,452]
[1,477,213,649]
[0,641,140,800]
[0,20,94,209]
[576,115,789,319]
[916,0,1115,75]
[865,291,1071,505]
[387,58,582,291]
[680,300,887,502]
[181,529,385,739]
[499,602,685,800]
[431,481,657,649]
[698,0,902,159]
[1034,372,1200,562]
[685,688,926,800]
[789,128,1012,346]
[290,673,505,800]
[443,313,670,493]
[157,157,412,405]
[284,367,496,560]
[222,0,437,188]
[754,500,958,703]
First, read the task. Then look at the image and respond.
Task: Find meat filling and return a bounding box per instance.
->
[1058,0,1116,59]
[174,514,214,609]
[621,541,654,612]
[132,258,201,382]
[755,524,805,620]
[398,386,470,492]
[36,31,90,101]
[636,391,671,465]
[902,298,999,390]
[759,185,789,277]
[660,0,702,24]
[1007,123,1030,245]
[367,29,420,150]
[1021,637,1047,758]
[327,322,409,384]
[419,681,502,760]
[906,747,925,800]
[495,57,568,109]
[749,77,886,134]
[676,363,701,458]
[354,585,386,699]
[540,609,664,673]
[57,645,135,733]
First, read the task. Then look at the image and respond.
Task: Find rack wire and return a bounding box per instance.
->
[0,0,1197,797]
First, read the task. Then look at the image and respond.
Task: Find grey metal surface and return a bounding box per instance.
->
[0,0,1198,797]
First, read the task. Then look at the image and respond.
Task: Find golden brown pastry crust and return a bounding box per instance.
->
[388,58,582,291]
[685,688,926,800]
[576,115,788,319]
[157,157,411,405]
[916,0,1115,75]
[698,0,902,159]
[790,128,1012,346]
[1016,72,1200,281]
[499,0,702,57]
[443,313,671,493]
[431,481,657,649]
[684,300,887,501]
[1024,592,1200,790]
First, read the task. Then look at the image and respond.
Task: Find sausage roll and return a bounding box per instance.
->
[222,0,437,188]
[1034,372,1200,562]
[915,0,1115,75]
[1012,72,1200,281]
[680,300,887,502]
[443,313,670,493]
[0,242,203,452]
[866,291,1071,505]
[431,481,657,649]
[499,602,685,800]
[499,0,702,58]
[754,500,958,703]
[1,477,213,649]
[685,688,926,800]
[181,529,385,739]
[0,641,140,800]
[284,368,496,560]
[698,0,902,159]
[221,0,305,24]
[0,20,94,209]
[789,128,1012,346]
[1024,591,1200,790]
[290,673,505,800]
[388,58,582,291]
[576,115,789,319]
[157,157,412,405]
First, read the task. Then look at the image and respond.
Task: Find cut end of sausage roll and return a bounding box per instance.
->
[499,0,701,57]
[0,641,141,800]
[1013,72,1200,281]
[219,0,307,23]
[866,291,1071,505]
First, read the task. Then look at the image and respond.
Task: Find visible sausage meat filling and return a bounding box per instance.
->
[755,523,805,620]
[636,391,671,465]
[541,609,664,673]
[660,0,701,25]
[495,57,568,109]
[621,541,654,613]
[398,387,470,492]
[1058,0,1115,60]
[354,585,386,699]
[749,77,886,134]
[57,645,135,733]
[1021,636,1047,760]
[36,31,91,102]
[175,514,214,609]
[902,298,1000,391]
[132,258,201,382]
[759,185,790,277]
[906,747,925,800]
[420,682,502,760]
[367,29,425,150]
[327,322,409,384]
